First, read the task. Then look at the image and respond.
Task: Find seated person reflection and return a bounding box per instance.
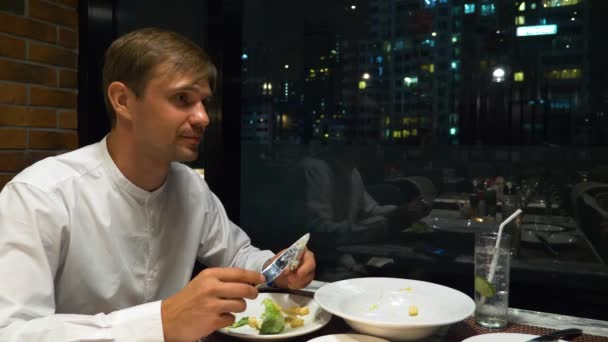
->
[284,141,431,280]
[0,28,315,342]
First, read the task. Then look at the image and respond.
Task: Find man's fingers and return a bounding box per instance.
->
[287,250,316,288]
[218,313,237,328]
[214,282,259,300]
[218,298,248,314]
[207,267,265,284]
[295,250,315,276]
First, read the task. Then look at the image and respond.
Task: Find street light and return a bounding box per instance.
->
[362,73,370,80]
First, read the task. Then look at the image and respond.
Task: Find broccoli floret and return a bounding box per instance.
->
[259,298,285,334]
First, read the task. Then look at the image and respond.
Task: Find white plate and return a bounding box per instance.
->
[462,333,566,342]
[217,292,332,341]
[314,278,475,341]
[307,334,389,342]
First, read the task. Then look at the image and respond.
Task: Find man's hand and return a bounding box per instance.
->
[266,248,316,289]
[161,268,264,342]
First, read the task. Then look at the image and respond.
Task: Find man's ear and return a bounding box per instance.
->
[107,81,135,122]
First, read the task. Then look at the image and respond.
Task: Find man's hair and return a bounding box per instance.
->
[102,27,217,126]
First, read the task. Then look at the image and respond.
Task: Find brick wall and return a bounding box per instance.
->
[0,0,79,189]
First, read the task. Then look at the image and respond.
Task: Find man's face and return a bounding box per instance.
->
[129,67,212,163]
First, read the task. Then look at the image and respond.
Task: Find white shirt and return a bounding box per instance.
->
[0,137,275,342]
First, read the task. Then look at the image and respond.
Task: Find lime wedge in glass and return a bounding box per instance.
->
[475,276,496,298]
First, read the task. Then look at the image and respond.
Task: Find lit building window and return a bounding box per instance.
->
[424,0,447,8]
[546,68,581,79]
[394,40,404,50]
[542,0,582,7]
[393,130,402,138]
[480,4,495,16]
[516,16,526,25]
[452,35,459,43]
[404,76,419,86]
[514,71,525,82]
[518,2,526,11]
[412,128,418,136]
[421,64,435,73]
[385,117,390,125]
[531,3,537,9]
[308,69,316,79]
[358,81,367,89]
[464,3,475,14]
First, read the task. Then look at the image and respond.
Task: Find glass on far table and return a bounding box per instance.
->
[474,232,511,329]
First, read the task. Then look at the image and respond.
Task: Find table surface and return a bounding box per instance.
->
[207,280,608,341]
[338,209,608,276]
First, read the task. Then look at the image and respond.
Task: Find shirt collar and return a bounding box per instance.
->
[99,135,169,202]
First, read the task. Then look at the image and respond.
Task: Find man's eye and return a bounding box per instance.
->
[176,94,190,105]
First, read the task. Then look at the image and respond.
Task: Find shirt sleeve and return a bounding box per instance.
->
[353,169,397,216]
[0,183,164,342]
[196,191,275,271]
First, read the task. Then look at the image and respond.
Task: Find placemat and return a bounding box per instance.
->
[444,317,608,342]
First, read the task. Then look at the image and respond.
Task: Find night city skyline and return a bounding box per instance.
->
[240,0,608,147]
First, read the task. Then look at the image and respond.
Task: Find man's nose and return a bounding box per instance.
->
[191,102,210,128]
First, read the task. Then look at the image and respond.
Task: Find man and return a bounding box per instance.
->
[0,28,315,341]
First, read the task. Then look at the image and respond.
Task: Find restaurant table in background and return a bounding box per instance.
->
[334,204,608,320]
[207,281,608,341]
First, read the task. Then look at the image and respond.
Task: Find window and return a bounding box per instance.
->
[239,0,608,323]
[518,1,526,11]
[543,0,583,7]
[464,3,475,14]
[546,68,581,79]
[480,3,496,16]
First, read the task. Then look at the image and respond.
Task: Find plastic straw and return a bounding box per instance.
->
[487,209,522,284]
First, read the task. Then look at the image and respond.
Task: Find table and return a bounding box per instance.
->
[208,281,608,341]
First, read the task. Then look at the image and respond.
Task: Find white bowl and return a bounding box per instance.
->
[314,277,475,341]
